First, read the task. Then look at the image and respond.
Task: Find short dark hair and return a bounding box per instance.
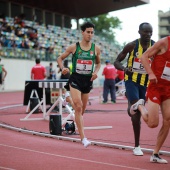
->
[139,22,151,31]
[35,58,40,64]
[80,22,95,32]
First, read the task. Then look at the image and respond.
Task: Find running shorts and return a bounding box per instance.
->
[69,73,93,93]
[146,83,170,105]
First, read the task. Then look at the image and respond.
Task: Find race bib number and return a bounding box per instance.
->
[76,59,93,74]
[132,58,148,74]
[161,61,170,81]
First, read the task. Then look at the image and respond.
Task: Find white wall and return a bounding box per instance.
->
[1,58,105,91]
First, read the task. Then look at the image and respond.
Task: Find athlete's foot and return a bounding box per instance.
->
[82,138,91,148]
[130,99,145,115]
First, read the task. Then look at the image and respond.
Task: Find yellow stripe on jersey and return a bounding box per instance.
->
[125,39,154,86]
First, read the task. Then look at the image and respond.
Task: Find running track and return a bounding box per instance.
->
[0,88,170,170]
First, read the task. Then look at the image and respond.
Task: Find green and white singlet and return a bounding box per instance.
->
[72,42,96,76]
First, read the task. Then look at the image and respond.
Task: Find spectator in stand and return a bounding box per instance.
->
[102,60,117,103]
[46,45,54,61]
[31,58,46,80]
[0,41,3,49]
[18,39,29,49]
[33,40,40,50]
[7,38,17,48]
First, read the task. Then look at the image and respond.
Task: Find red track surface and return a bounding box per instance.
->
[0,88,170,170]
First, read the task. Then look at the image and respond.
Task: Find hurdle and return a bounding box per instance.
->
[25,89,43,113]
[20,80,75,124]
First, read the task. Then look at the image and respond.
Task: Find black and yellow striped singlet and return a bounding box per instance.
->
[125,39,155,86]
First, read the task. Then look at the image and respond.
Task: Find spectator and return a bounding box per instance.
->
[116,69,124,83]
[102,60,117,103]
[31,58,46,80]
[115,69,125,91]
[47,62,56,79]
[18,39,29,49]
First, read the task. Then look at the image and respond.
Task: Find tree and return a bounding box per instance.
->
[82,13,122,42]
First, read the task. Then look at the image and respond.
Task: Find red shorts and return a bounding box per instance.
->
[146,83,170,105]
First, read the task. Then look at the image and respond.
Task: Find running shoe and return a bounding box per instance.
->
[130,99,145,115]
[150,154,168,164]
[82,138,91,148]
[133,146,143,156]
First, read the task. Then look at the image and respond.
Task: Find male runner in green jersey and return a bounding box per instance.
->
[57,22,101,148]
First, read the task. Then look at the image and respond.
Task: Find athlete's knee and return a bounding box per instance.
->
[148,121,159,128]
[74,101,83,113]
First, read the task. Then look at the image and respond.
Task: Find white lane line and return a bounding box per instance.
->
[0,144,148,170]
[0,104,23,110]
[0,166,16,170]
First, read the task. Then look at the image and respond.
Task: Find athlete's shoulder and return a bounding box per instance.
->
[123,39,137,52]
[95,44,100,50]
[67,43,77,53]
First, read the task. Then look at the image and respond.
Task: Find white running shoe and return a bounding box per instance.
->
[150,154,168,164]
[82,138,91,148]
[130,99,145,115]
[133,146,144,156]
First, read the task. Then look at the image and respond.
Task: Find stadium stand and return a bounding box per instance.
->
[0,16,120,62]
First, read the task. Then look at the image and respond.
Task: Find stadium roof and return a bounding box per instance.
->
[9,0,150,19]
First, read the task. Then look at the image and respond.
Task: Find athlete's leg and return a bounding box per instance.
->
[69,86,85,140]
[125,81,143,151]
[81,93,89,115]
[138,98,159,128]
[153,99,170,154]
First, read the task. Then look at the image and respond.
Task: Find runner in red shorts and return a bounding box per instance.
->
[130,36,170,164]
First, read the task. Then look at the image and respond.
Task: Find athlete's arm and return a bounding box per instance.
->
[91,45,101,81]
[57,44,76,75]
[114,41,135,75]
[140,38,167,83]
